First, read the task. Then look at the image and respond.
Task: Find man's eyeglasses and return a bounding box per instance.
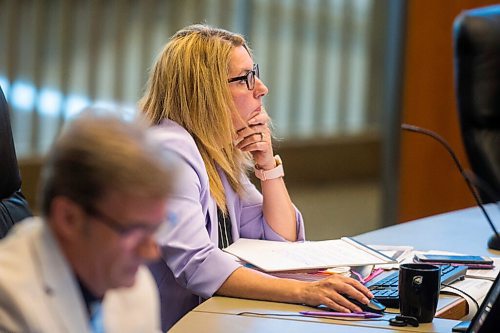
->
[85,206,171,242]
[228,64,260,90]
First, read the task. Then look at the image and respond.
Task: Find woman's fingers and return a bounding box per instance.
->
[234,113,275,168]
[302,275,373,313]
[236,124,268,141]
[324,293,363,313]
[332,275,373,304]
[344,276,374,298]
[234,124,271,153]
[236,131,266,150]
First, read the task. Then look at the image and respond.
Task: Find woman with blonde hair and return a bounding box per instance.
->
[141,24,373,330]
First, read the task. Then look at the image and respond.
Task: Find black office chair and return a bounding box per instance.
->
[0,86,32,238]
[454,5,500,203]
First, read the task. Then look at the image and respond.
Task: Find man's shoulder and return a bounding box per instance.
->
[0,218,52,304]
[0,218,64,333]
[0,217,42,270]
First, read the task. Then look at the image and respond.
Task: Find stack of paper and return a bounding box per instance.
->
[223,237,396,273]
[466,257,500,281]
[441,278,494,318]
[369,245,414,270]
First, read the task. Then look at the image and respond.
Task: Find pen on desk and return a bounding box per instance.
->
[299,311,383,319]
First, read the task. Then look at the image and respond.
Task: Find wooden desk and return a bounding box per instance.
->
[171,312,406,333]
[354,204,500,321]
[170,297,461,333]
[170,205,499,332]
[434,295,468,320]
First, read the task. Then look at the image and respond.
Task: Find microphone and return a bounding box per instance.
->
[401,123,500,250]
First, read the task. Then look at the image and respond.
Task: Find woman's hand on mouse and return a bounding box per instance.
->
[299,274,374,313]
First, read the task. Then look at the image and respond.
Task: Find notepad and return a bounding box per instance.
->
[223,237,396,272]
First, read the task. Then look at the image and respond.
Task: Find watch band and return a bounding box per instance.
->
[254,155,284,181]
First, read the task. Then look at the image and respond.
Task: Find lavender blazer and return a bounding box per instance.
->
[148,120,305,331]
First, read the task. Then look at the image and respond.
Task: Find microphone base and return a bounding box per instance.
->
[487,234,500,251]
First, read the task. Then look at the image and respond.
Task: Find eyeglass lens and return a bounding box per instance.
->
[248,64,259,90]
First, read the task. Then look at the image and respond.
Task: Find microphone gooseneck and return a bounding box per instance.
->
[401,123,500,251]
[462,171,500,250]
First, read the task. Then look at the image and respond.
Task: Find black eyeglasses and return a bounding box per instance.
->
[228,64,260,90]
[85,206,166,241]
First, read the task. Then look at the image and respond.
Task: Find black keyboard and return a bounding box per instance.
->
[365,264,468,308]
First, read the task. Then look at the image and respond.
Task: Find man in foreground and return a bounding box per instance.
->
[0,109,174,332]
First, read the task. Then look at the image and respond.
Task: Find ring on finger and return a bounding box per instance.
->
[258,132,264,142]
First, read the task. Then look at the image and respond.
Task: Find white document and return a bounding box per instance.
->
[369,245,414,270]
[223,237,396,272]
[441,278,493,300]
[441,277,493,318]
[466,257,500,281]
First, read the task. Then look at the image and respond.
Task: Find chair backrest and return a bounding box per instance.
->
[454,5,500,203]
[0,86,32,237]
[0,87,21,198]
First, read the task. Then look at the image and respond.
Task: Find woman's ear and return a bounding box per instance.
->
[48,196,86,239]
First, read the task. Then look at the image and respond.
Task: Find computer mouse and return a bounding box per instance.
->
[345,296,386,314]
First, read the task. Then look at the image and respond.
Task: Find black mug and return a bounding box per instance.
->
[399,263,440,323]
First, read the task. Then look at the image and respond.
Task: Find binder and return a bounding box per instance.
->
[223,237,396,272]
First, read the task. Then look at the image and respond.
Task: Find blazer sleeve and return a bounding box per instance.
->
[237,175,305,241]
[156,153,240,299]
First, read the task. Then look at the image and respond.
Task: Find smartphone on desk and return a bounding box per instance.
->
[414,253,493,265]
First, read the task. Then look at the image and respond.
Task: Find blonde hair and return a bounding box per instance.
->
[140,24,253,213]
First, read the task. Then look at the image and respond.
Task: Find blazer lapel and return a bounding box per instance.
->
[33,222,90,333]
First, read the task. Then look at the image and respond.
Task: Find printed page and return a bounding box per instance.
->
[223,238,395,272]
[441,278,493,315]
[368,245,414,270]
[466,257,500,281]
